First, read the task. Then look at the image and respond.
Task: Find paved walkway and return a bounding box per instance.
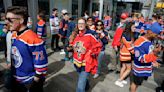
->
[43,44,158,92]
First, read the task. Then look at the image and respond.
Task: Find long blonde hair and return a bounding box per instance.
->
[69,18,87,43]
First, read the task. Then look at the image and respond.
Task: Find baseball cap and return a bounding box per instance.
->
[61,9,68,14]
[95,11,99,14]
[150,22,162,35]
[121,13,128,19]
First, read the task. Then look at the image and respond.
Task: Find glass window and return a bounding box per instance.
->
[92,2,99,12]
[38,0,49,15]
[12,0,27,6]
[0,0,5,13]
[38,0,49,21]
[72,0,78,18]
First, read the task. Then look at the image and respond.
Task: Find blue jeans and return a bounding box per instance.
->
[76,71,90,92]
[97,51,105,74]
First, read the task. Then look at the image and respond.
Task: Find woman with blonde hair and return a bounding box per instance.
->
[69,18,102,92]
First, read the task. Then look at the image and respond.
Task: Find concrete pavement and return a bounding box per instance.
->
[43,44,158,92]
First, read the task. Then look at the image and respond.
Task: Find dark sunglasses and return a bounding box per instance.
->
[6,18,20,23]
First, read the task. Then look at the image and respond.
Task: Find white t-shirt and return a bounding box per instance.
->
[6,31,12,63]
[49,16,60,35]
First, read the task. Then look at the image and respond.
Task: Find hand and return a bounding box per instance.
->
[67,46,73,51]
[91,53,97,58]
[34,76,40,82]
[58,34,63,38]
[100,33,105,38]
[152,61,160,68]
[2,28,8,33]
[63,28,66,31]
[114,46,118,51]
[54,29,57,32]
[52,22,55,26]
[5,63,11,69]
[153,45,162,55]
[159,35,164,40]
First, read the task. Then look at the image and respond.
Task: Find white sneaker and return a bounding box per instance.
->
[93,74,99,79]
[61,49,64,52]
[115,80,124,87]
[122,80,127,84]
[60,51,65,54]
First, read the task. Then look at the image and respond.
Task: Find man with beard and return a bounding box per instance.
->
[6,6,48,92]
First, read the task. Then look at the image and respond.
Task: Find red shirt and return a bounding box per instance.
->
[112,27,124,47]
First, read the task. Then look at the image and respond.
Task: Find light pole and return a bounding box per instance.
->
[99,0,104,20]
[149,0,157,19]
[27,0,38,31]
[112,0,117,30]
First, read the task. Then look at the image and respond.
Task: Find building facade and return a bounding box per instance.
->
[1,0,158,30]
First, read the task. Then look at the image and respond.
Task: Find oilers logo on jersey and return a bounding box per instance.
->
[134,50,140,58]
[12,46,23,68]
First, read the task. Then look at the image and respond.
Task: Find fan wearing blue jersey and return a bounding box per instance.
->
[36,11,47,42]
[130,30,161,92]
[6,6,48,92]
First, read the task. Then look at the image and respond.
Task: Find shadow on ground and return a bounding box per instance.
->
[44,53,112,92]
[44,70,108,92]
[47,61,65,76]
[0,69,4,85]
[44,71,77,92]
[101,53,113,73]
[47,51,55,57]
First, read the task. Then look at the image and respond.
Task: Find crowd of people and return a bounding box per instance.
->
[0,6,163,92]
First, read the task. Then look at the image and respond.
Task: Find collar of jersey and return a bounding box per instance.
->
[17,27,29,36]
[79,30,86,37]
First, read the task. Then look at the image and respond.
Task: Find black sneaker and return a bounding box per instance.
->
[156,87,162,92]
[51,48,58,52]
[56,47,62,50]
[51,48,55,51]
[115,71,120,74]
[54,48,60,51]
[108,69,114,73]
[61,57,69,61]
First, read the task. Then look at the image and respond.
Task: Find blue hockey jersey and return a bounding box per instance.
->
[133,36,157,77]
[11,28,48,84]
[36,19,47,41]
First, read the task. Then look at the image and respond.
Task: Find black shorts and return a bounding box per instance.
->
[130,72,148,85]
[121,61,131,64]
